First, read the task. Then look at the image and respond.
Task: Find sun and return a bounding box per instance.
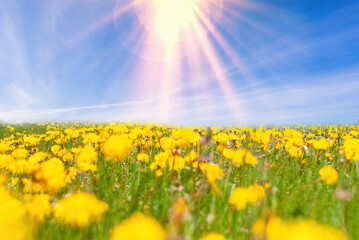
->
[135,0,211,43]
[114,0,225,61]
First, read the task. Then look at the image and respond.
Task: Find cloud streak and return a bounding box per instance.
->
[1,66,358,125]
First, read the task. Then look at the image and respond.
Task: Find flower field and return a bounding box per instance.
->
[0,123,358,240]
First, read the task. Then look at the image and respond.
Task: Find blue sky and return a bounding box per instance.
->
[0,0,358,125]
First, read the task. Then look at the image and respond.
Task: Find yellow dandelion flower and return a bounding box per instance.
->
[312,138,331,150]
[0,187,33,240]
[229,185,265,209]
[252,218,266,236]
[186,151,198,162]
[200,163,224,193]
[167,155,186,171]
[325,153,334,161]
[319,165,338,185]
[65,166,77,183]
[35,158,67,194]
[102,135,132,162]
[172,129,201,149]
[24,194,52,222]
[11,147,29,160]
[111,213,166,240]
[155,170,163,178]
[265,215,287,240]
[28,152,48,164]
[244,151,258,165]
[0,174,7,185]
[11,177,20,186]
[226,149,258,167]
[54,192,108,227]
[0,154,13,170]
[0,142,11,153]
[76,145,98,172]
[50,145,62,156]
[6,126,14,132]
[137,153,150,162]
[200,233,226,240]
[342,138,359,161]
[22,178,43,193]
[265,182,272,189]
[150,151,170,170]
[23,136,41,147]
[284,137,304,158]
[264,216,347,240]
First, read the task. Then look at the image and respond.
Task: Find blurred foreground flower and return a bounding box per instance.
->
[54,192,108,227]
[319,165,338,185]
[102,135,132,161]
[35,158,67,194]
[111,213,166,240]
[0,187,33,240]
[253,215,347,240]
[76,145,98,172]
[200,233,226,240]
[229,185,265,209]
[200,163,224,194]
[341,138,359,161]
[24,193,51,222]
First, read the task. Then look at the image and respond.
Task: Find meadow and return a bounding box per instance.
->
[0,122,358,240]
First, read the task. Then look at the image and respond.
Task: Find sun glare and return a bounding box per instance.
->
[110,0,248,121]
[136,0,209,43]
[151,0,202,42]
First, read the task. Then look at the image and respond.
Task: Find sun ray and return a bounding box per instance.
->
[105,0,264,122]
